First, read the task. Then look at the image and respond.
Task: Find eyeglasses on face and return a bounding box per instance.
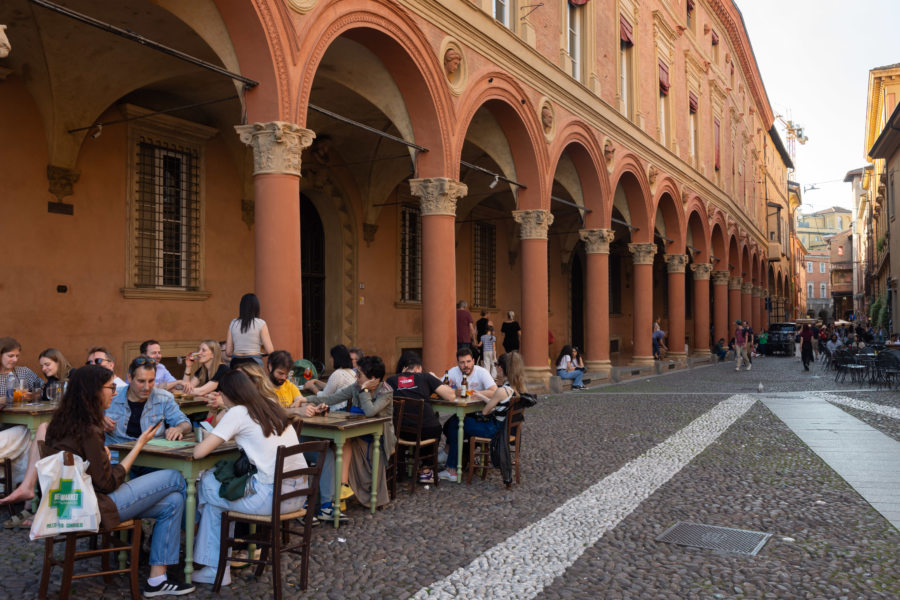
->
[87,357,109,365]
[103,384,117,392]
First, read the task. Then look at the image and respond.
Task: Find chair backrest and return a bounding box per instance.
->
[396,397,429,443]
[506,395,524,438]
[271,440,329,520]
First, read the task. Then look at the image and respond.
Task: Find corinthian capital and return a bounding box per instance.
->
[664,254,687,273]
[513,209,554,240]
[578,228,615,254]
[690,263,712,280]
[741,283,754,294]
[711,270,731,285]
[408,178,468,216]
[729,276,743,290]
[235,122,315,176]
[628,243,657,265]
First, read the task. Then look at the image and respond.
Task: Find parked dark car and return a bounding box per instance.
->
[767,322,797,356]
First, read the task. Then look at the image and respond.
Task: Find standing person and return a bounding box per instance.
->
[45,365,193,597]
[140,340,178,391]
[652,328,667,360]
[500,311,522,354]
[474,311,489,364]
[734,321,750,371]
[182,340,228,397]
[757,330,769,357]
[191,370,306,586]
[226,293,274,368]
[800,324,815,371]
[479,325,498,377]
[555,345,585,389]
[456,301,476,351]
[38,348,71,401]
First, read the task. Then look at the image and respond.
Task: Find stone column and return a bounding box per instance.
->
[728,276,743,328]
[752,286,763,332]
[236,121,314,357]
[628,243,657,366]
[741,282,754,327]
[762,292,770,329]
[409,178,468,372]
[711,271,730,343]
[665,254,687,360]
[513,209,554,386]
[579,228,615,377]
[690,263,712,355]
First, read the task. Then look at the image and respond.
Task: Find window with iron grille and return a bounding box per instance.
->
[134,138,200,289]
[473,222,496,307]
[400,205,422,303]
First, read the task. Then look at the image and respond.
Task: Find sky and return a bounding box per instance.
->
[734,0,898,215]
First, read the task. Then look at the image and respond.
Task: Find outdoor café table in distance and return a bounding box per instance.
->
[300,412,391,528]
[0,402,57,436]
[107,436,240,583]
[431,396,486,483]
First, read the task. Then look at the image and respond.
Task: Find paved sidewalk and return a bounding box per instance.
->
[760,392,900,530]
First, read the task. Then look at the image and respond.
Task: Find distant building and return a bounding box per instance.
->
[829,230,854,321]
[796,207,852,252]
[804,252,832,320]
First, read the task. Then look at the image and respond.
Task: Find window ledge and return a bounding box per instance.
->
[121,288,211,301]
[394,301,423,310]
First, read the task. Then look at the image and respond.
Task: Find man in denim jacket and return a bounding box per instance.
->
[105,356,191,445]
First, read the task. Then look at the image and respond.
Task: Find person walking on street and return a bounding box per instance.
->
[800,324,815,371]
[734,320,750,371]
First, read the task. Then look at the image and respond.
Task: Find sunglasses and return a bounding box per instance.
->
[134,356,157,368]
[86,357,109,365]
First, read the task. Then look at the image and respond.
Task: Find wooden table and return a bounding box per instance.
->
[0,402,57,435]
[300,413,390,528]
[108,437,240,584]
[431,397,486,483]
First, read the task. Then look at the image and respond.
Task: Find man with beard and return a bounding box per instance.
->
[266,350,303,408]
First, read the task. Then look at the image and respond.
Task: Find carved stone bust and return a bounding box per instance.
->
[443,47,461,75]
[541,104,553,132]
[0,25,10,59]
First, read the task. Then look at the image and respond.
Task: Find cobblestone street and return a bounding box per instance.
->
[5,354,900,600]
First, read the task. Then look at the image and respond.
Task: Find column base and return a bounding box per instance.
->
[630,355,655,367]
[524,366,552,393]
[584,360,612,380]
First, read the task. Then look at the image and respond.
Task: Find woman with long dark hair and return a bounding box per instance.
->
[800,323,815,371]
[225,293,274,368]
[554,344,585,389]
[302,344,356,397]
[43,365,192,596]
[191,370,305,586]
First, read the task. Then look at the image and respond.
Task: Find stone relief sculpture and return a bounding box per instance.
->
[541,103,553,132]
[443,47,461,75]
[0,25,11,58]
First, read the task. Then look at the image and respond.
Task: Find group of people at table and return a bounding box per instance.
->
[0,295,528,597]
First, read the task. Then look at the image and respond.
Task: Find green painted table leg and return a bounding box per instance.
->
[333,441,344,528]
[456,409,465,483]
[184,475,197,583]
[369,436,380,514]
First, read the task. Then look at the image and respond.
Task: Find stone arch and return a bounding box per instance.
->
[741,244,751,280]
[652,177,686,253]
[710,212,729,268]
[548,123,611,228]
[295,4,451,177]
[454,73,548,209]
[727,235,741,276]
[610,154,653,242]
[684,198,711,262]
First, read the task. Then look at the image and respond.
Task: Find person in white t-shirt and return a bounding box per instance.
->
[444,347,497,397]
[191,370,306,587]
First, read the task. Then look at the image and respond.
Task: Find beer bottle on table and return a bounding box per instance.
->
[460,375,468,398]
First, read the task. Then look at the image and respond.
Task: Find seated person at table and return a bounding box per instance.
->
[444,346,497,397]
[267,350,302,408]
[140,339,179,391]
[349,347,364,372]
[311,356,395,520]
[45,365,193,597]
[181,340,228,396]
[106,356,192,445]
[38,348,72,400]
[302,344,356,399]
[438,351,526,482]
[86,346,127,389]
[191,370,306,586]
[386,352,454,483]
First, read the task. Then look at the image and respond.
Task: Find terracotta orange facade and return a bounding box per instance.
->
[0,0,796,386]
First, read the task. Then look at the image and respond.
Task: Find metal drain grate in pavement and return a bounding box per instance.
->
[655,522,771,556]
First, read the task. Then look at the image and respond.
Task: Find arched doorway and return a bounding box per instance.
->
[301,195,326,367]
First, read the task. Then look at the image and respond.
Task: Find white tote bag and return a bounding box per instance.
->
[29,451,101,540]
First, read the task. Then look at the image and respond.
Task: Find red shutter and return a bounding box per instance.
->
[714,118,721,171]
[620,15,634,45]
[658,60,670,96]
[711,30,719,45]
[689,92,698,113]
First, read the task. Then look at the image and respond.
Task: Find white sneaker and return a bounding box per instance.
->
[191,565,231,586]
[735,367,740,371]
[746,365,752,371]
[437,469,457,481]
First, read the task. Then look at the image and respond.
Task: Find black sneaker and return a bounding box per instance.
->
[144,579,195,598]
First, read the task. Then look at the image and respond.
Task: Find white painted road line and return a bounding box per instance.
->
[414,395,757,600]
[824,393,900,420]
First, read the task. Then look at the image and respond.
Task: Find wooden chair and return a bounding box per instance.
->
[0,457,14,517]
[465,396,524,487]
[213,440,328,600]
[391,397,440,497]
[37,450,142,600]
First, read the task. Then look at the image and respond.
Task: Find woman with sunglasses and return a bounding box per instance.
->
[43,365,194,596]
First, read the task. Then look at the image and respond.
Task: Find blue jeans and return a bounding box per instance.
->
[193,471,305,568]
[106,469,186,566]
[443,415,503,470]
[557,368,583,387]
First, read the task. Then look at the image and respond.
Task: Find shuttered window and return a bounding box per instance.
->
[400,205,422,303]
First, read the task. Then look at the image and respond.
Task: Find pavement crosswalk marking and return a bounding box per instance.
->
[413,395,757,600]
